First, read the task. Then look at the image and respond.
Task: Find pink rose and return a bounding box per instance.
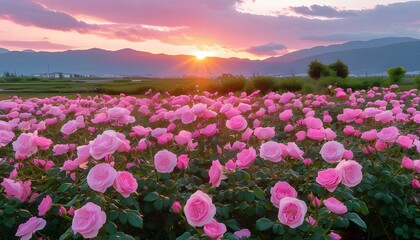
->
[414,160,420,173]
[226,115,247,131]
[375,110,394,123]
[307,129,325,141]
[13,132,38,159]
[278,197,307,229]
[295,131,306,141]
[38,195,53,216]
[209,160,227,188]
[0,130,15,147]
[225,159,236,172]
[60,120,79,135]
[154,150,177,173]
[34,136,52,150]
[15,217,46,240]
[259,141,283,163]
[323,197,348,214]
[107,107,135,126]
[72,202,106,239]
[172,201,182,213]
[287,142,304,160]
[361,129,377,141]
[377,126,399,143]
[204,219,227,240]
[336,160,363,187]
[174,130,192,145]
[319,141,345,163]
[89,130,124,160]
[236,147,256,169]
[234,229,251,239]
[329,232,342,240]
[1,178,31,202]
[113,171,138,198]
[181,110,196,124]
[316,168,341,192]
[270,181,298,208]
[254,127,275,140]
[200,124,218,137]
[184,190,216,227]
[305,116,323,129]
[177,154,190,170]
[402,156,414,169]
[279,109,293,122]
[87,163,117,193]
[396,136,414,149]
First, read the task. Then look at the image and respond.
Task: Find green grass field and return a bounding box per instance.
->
[0,75,417,99]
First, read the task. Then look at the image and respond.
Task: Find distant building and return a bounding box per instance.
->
[32,72,82,78]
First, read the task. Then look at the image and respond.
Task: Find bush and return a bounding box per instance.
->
[307,61,331,79]
[413,76,420,88]
[252,76,276,93]
[329,60,349,78]
[277,78,303,92]
[218,74,246,93]
[387,66,406,84]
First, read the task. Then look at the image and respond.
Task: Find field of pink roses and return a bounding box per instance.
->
[0,85,419,240]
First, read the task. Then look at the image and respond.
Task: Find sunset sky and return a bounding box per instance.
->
[0,0,419,59]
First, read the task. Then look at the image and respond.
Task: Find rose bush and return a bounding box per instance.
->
[0,85,419,239]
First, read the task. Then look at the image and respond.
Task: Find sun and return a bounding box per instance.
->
[193,51,213,60]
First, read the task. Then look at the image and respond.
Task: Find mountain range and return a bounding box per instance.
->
[1,37,419,77]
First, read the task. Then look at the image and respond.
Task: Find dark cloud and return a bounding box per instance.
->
[0,40,74,50]
[245,42,287,56]
[290,5,356,18]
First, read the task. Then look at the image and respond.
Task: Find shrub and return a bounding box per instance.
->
[329,60,349,78]
[278,78,303,92]
[218,74,246,93]
[413,76,420,88]
[387,66,406,84]
[252,76,276,93]
[307,61,331,79]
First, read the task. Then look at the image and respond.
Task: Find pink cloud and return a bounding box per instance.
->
[0,40,73,50]
[1,0,420,54]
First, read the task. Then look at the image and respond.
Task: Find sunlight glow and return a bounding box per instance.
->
[193,51,213,60]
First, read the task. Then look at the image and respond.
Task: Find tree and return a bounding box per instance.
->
[307,61,330,79]
[329,60,349,78]
[387,66,406,84]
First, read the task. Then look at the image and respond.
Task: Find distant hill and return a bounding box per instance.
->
[0,37,419,77]
[265,37,419,63]
[0,48,9,54]
[260,40,420,76]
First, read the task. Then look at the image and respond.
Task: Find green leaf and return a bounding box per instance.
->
[153,198,164,211]
[127,211,143,228]
[346,212,367,230]
[18,209,32,218]
[58,183,72,192]
[244,191,255,204]
[104,222,117,234]
[395,228,404,236]
[176,232,193,240]
[272,224,285,235]
[58,227,73,240]
[253,186,265,200]
[256,218,273,231]
[4,206,15,214]
[310,232,323,240]
[226,219,241,231]
[143,192,159,202]
[359,201,369,216]
[118,212,128,224]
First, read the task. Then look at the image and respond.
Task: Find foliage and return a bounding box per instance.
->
[218,74,247,93]
[307,61,332,80]
[277,77,303,92]
[387,66,407,84]
[251,76,276,93]
[329,60,349,78]
[413,76,420,88]
[0,86,419,240]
